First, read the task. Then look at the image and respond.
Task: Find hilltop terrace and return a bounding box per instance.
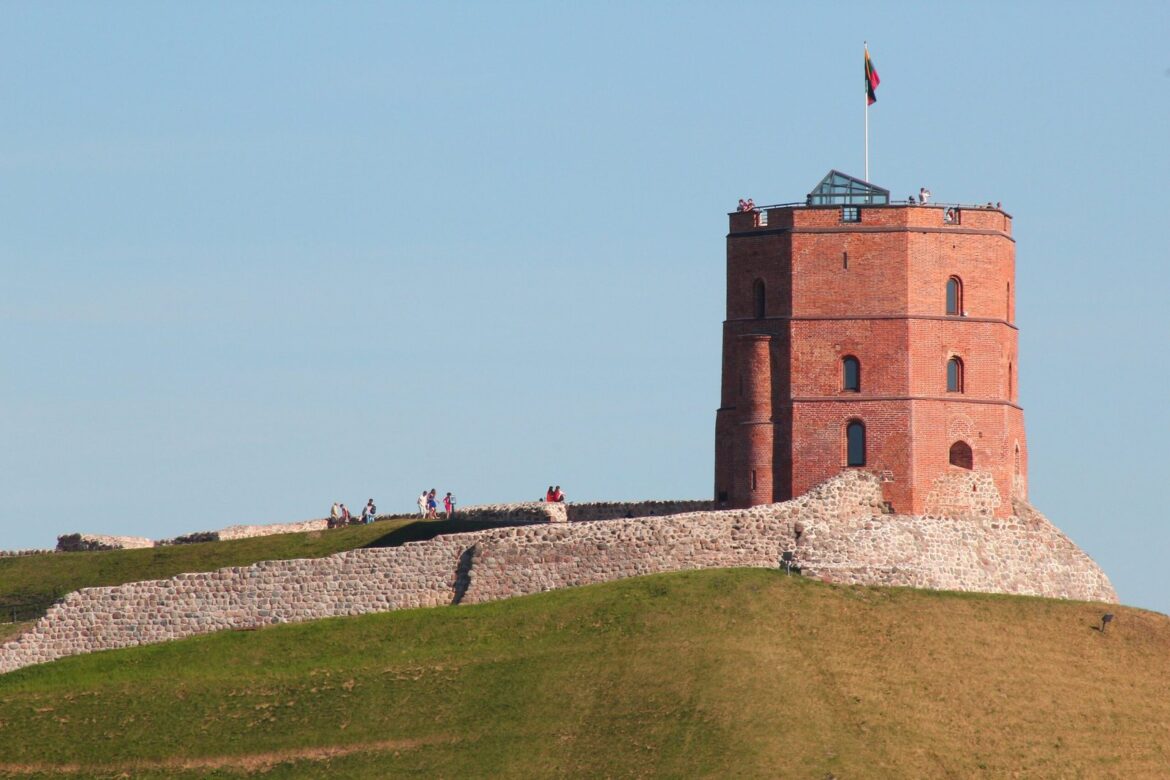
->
[730,170,1011,234]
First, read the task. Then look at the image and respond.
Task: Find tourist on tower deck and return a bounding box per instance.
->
[443,491,455,519]
[552,486,565,502]
[545,486,556,502]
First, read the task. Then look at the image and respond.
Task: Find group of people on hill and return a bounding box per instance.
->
[418,488,456,519]
[545,485,566,503]
[329,499,378,528]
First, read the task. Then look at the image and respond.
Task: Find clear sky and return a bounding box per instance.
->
[2,3,1167,614]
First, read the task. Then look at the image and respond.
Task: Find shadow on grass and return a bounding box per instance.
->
[361,519,508,549]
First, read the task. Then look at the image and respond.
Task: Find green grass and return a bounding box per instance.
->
[0,516,505,621]
[0,569,1166,778]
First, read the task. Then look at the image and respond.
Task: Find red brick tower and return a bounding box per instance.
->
[714,171,1027,517]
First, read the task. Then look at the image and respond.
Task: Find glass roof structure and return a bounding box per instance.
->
[806,170,889,206]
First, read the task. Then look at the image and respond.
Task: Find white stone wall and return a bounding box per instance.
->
[566,500,713,522]
[215,519,329,540]
[55,534,154,552]
[0,471,1117,676]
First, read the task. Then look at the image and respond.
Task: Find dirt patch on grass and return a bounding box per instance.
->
[0,735,454,776]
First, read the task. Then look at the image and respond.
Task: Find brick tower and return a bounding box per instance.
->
[714,171,1026,517]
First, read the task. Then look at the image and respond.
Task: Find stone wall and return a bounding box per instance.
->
[452,499,714,525]
[923,470,1003,517]
[0,471,1117,676]
[565,500,713,522]
[0,538,472,674]
[453,503,564,524]
[215,519,329,540]
[55,534,154,552]
[794,501,1117,602]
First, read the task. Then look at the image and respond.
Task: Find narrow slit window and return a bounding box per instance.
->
[752,279,766,319]
[846,420,866,466]
[946,276,963,316]
[843,356,861,392]
[947,356,964,393]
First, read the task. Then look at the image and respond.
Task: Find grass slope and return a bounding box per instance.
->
[0,517,500,620]
[0,569,1166,778]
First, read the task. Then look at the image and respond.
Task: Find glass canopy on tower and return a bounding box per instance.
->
[806,170,889,206]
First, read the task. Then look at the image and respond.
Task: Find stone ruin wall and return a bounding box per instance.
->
[38,500,714,553]
[0,472,1116,675]
[456,499,714,526]
[215,519,329,541]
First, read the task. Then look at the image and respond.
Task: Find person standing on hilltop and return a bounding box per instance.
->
[426,489,439,519]
[330,502,342,529]
[417,490,428,518]
[362,498,377,524]
[443,491,455,519]
[552,486,565,503]
[545,486,556,502]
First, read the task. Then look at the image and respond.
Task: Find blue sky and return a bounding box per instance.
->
[2,3,1167,614]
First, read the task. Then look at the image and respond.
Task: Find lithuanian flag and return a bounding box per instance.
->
[865,48,880,105]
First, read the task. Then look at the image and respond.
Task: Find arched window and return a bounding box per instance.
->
[946,276,963,316]
[846,420,866,466]
[752,279,766,319]
[949,441,973,469]
[947,356,964,393]
[1008,361,1013,400]
[842,356,861,392]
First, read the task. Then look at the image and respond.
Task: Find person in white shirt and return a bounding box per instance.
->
[417,491,427,517]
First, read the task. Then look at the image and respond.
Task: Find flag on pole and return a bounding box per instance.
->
[865,48,880,105]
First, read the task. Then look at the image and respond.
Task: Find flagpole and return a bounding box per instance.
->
[864,41,869,183]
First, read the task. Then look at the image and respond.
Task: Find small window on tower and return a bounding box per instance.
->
[946,276,963,316]
[842,206,860,223]
[846,420,866,466]
[753,279,766,319]
[947,356,964,393]
[842,356,861,392]
[949,440,973,469]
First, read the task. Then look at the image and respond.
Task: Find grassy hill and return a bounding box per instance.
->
[0,568,1166,778]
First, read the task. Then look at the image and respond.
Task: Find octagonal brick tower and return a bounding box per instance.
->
[714,171,1027,517]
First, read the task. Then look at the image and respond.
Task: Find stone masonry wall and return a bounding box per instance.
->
[0,537,473,674]
[794,500,1116,602]
[565,500,713,522]
[453,499,714,525]
[0,471,1117,675]
[55,534,154,552]
[454,503,565,524]
[215,519,329,540]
